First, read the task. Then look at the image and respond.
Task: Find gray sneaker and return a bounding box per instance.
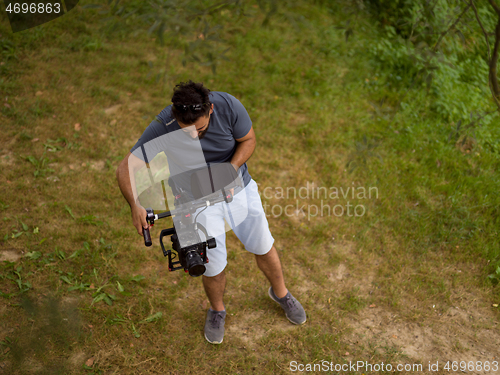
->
[268,287,306,325]
[204,309,226,344]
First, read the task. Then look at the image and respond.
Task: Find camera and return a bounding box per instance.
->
[142,163,239,277]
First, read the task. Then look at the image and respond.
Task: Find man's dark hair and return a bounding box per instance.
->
[171,81,211,125]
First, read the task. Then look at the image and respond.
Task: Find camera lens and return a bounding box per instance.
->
[185,251,205,277]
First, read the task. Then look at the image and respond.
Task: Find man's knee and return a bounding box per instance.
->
[203,270,225,282]
[254,245,275,259]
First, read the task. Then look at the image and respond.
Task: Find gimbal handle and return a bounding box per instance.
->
[143,227,152,247]
[143,207,173,247]
[142,208,155,247]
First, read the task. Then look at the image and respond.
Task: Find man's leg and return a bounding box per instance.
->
[256,245,307,325]
[202,271,227,344]
[255,245,288,298]
[230,179,305,324]
[202,271,226,311]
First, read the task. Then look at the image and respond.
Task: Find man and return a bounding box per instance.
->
[116,81,306,344]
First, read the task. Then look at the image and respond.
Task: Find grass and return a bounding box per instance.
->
[0,0,499,374]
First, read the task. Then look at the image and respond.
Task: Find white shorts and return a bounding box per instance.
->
[195,179,274,277]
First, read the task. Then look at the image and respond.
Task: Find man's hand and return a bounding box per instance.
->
[131,205,149,236]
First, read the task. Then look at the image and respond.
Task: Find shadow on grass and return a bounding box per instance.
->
[3,295,84,375]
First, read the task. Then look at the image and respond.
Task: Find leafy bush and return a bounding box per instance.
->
[361,0,498,144]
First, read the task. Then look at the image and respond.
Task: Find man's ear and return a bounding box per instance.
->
[210,103,214,115]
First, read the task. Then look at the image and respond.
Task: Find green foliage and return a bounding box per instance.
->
[28,99,53,118]
[77,214,104,226]
[25,251,42,260]
[358,0,498,125]
[429,52,491,123]
[43,138,75,152]
[65,206,106,226]
[488,265,500,285]
[25,152,54,177]
[8,220,37,240]
[91,289,116,306]
[65,34,104,51]
[0,200,9,211]
[365,0,443,41]
[139,311,162,323]
[0,37,18,61]
[64,205,76,219]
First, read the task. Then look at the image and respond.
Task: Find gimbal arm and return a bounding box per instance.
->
[142,188,232,247]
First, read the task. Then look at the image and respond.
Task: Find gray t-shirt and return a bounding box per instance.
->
[130,91,253,187]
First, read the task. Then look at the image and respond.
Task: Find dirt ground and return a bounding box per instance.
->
[320,241,499,374]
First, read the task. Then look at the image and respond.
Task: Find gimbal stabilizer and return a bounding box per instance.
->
[141,163,239,277]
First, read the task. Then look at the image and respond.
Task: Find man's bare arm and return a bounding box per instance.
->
[116,152,149,235]
[230,126,256,170]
